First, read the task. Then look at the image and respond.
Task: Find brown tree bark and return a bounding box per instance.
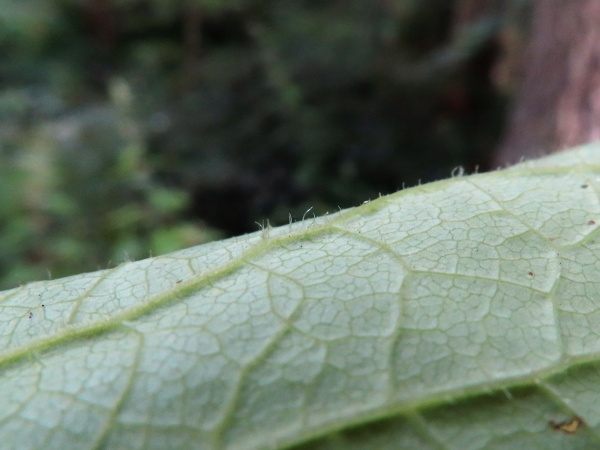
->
[494,0,600,166]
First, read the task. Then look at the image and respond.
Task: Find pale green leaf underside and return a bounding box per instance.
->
[3,144,600,449]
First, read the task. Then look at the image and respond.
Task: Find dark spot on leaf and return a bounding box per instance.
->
[528,272,534,277]
[588,220,596,226]
[28,312,33,319]
[176,279,183,284]
[581,184,589,189]
[549,416,584,434]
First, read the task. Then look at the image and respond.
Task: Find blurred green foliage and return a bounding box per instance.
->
[0,0,530,288]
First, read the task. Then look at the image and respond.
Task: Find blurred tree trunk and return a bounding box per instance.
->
[494,0,600,166]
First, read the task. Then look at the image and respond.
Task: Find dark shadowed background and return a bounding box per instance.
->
[2,0,598,288]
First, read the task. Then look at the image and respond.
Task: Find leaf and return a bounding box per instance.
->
[3,144,600,449]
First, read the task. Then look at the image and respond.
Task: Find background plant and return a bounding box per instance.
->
[0,0,532,288]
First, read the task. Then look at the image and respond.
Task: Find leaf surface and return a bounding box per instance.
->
[3,144,600,449]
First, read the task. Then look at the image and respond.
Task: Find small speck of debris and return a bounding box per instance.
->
[581,184,589,189]
[588,220,596,226]
[549,416,584,434]
[41,304,45,308]
[176,279,183,284]
[528,272,535,277]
